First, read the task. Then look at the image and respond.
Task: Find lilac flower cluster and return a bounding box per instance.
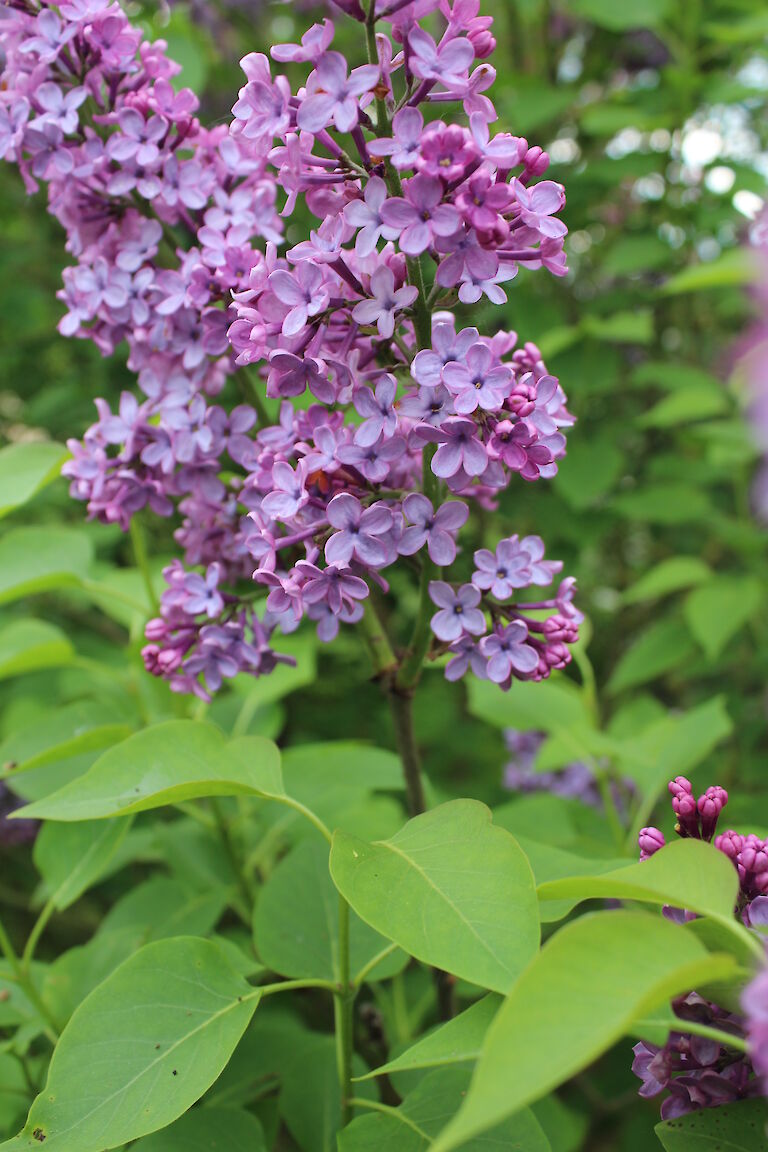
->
[1,0,579,699]
[501,728,635,812]
[632,994,758,1120]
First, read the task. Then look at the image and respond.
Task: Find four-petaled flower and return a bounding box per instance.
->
[429,581,486,642]
[399,494,468,565]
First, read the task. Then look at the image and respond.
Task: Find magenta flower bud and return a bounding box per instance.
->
[672,792,700,839]
[639,827,666,861]
[668,776,693,799]
[521,146,549,179]
[144,616,168,641]
[715,829,743,861]
[697,785,728,841]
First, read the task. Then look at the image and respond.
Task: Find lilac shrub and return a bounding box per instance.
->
[0,0,580,707]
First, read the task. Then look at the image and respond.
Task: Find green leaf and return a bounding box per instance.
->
[655,1098,768,1150]
[254,840,407,984]
[330,801,539,994]
[359,995,501,1081]
[607,618,695,694]
[581,309,654,343]
[662,249,758,295]
[430,911,739,1151]
[98,877,227,944]
[612,484,712,524]
[33,818,132,910]
[622,558,713,605]
[0,527,93,605]
[552,436,624,509]
[16,723,282,820]
[0,621,74,680]
[130,1106,267,1151]
[2,938,260,1152]
[279,1034,375,1152]
[515,837,629,922]
[683,577,764,659]
[0,441,68,519]
[566,0,672,30]
[639,386,729,428]
[537,839,740,925]
[339,1068,551,1151]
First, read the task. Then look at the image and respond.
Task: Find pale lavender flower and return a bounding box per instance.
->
[351,265,417,338]
[381,174,460,257]
[344,176,399,257]
[297,51,380,134]
[353,375,398,445]
[399,494,468,565]
[416,417,488,479]
[481,622,538,681]
[443,344,512,414]
[325,493,393,566]
[429,581,486,642]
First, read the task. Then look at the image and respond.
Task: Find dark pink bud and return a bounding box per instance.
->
[144,617,167,641]
[639,827,666,861]
[697,785,728,840]
[669,776,693,799]
[715,829,743,861]
[672,790,700,838]
[329,0,366,20]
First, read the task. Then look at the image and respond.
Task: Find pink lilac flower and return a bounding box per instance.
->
[325,493,393,567]
[351,265,417,338]
[742,968,768,1094]
[381,174,460,256]
[443,343,512,413]
[297,52,380,134]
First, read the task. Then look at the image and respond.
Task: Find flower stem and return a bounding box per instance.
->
[388,688,426,817]
[129,515,158,615]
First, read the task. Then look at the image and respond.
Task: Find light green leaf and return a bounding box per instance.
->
[330,801,539,994]
[0,441,68,519]
[97,877,227,944]
[0,621,74,681]
[581,309,654,343]
[611,484,713,524]
[622,558,713,605]
[467,676,592,736]
[16,723,282,820]
[1,938,260,1152]
[359,995,501,1081]
[662,249,758,295]
[684,577,764,659]
[516,837,629,922]
[431,911,739,1151]
[0,527,93,605]
[254,840,407,984]
[340,1068,551,1151]
[639,386,728,428]
[655,1098,768,1150]
[130,1106,267,1151]
[537,839,740,927]
[33,818,132,910]
[607,618,695,694]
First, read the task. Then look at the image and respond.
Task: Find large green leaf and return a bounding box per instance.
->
[16,723,282,820]
[279,1034,376,1152]
[33,818,132,910]
[537,840,741,935]
[430,911,739,1150]
[0,441,68,519]
[655,1098,768,1150]
[254,840,407,984]
[662,249,757,295]
[683,577,764,660]
[1,938,260,1151]
[339,1068,551,1151]
[130,1106,267,1151]
[0,526,93,605]
[330,801,539,994]
[359,995,501,1081]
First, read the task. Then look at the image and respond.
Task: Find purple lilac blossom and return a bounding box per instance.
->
[0,0,579,699]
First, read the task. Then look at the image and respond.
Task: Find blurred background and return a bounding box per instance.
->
[1,0,767,1147]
